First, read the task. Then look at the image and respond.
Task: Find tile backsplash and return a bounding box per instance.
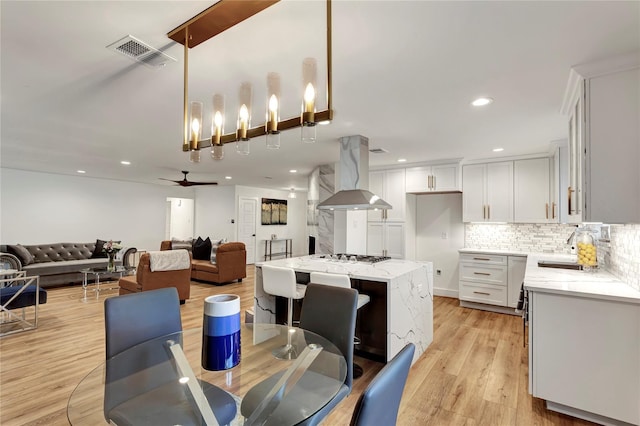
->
[465,223,576,253]
[465,222,640,292]
[606,224,640,291]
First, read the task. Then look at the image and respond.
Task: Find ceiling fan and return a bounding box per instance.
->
[159,171,218,187]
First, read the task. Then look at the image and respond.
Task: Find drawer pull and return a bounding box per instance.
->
[473,272,491,276]
[472,257,491,261]
[473,291,491,296]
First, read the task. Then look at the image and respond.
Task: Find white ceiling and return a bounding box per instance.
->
[1,1,638,192]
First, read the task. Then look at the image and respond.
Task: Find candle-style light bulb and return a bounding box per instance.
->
[214,111,223,128]
[304,83,315,113]
[238,104,249,141]
[268,94,279,134]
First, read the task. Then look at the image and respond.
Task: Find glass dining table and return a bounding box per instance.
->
[67,323,347,426]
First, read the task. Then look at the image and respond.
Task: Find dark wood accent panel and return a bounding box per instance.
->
[168,0,280,48]
[353,279,387,361]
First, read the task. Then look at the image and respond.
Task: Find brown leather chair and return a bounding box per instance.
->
[118,252,191,302]
[160,241,246,285]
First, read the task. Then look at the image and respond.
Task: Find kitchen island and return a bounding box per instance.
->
[253,256,433,364]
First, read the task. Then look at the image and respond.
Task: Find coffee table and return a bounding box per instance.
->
[79,266,135,300]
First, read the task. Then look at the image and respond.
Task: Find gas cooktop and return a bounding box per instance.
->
[317,254,391,263]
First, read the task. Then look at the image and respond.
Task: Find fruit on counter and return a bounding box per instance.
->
[577,242,597,266]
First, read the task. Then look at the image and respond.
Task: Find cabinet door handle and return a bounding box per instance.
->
[483,205,486,219]
[568,186,573,215]
[429,175,433,190]
[473,291,491,296]
[432,175,436,190]
[473,272,491,276]
[487,205,490,220]
[472,257,491,261]
[545,203,549,219]
[552,202,556,219]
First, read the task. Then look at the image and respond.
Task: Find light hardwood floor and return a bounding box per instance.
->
[0,266,594,426]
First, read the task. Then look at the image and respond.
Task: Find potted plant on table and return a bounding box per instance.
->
[103,240,123,272]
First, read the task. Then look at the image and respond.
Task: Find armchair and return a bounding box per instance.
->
[118,252,191,302]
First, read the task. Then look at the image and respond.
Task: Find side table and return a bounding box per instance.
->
[263,238,292,261]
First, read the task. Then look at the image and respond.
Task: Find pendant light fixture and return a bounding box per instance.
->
[169,0,334,161]
[236,82,252,155]
[266,72,281,149]
[301,58,317,143]
[211,94,225,160]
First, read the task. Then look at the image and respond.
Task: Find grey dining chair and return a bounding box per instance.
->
[240,283,358,425]
[104,288,238,425]
[350,342,415,426]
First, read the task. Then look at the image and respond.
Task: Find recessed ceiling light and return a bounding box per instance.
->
[471,97,494,107]
[397,158,407,163]
[289,169,297,173]
[120,160,131,165]
[77,170,86,174]
[225,176,232,180]
[493,147,504,152]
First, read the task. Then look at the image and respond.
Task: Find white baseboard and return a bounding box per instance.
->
[434,287,459,298]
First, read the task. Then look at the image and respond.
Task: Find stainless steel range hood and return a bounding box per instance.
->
[317,189,392,210]
[317,135,391,210]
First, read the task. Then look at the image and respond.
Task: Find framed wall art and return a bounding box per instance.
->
[261,198,288,225]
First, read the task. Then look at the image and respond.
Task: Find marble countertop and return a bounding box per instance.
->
[459,248,529,257]
[523,253,640,304]
[255,256,430,281]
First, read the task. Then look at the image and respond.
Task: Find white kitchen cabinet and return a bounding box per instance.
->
[462,162,513,222]
[507,256,526,308]
[561,54,640,223]
[368,169,406,222]
[459,253,525,313]
[529,290,640,425]
[514,157,556,223]
[366,221,405,258]
[405,163,460,193]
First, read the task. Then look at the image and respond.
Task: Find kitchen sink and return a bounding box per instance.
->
[537,260,583,270]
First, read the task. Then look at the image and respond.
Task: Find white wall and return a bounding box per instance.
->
[235,186,308,258]
[193,186,236,241]
[415,193,465,298]
[167,197,194,240]
[0,168,191,251]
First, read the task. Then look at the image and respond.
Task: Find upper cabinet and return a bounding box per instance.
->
[405,162,460,193]
[514,157,556,223]
[368,169,406,222]
[561,53,640,223]
[462,162,513,222]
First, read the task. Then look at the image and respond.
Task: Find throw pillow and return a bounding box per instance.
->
[192,237,212,260]
[171,238,193,252]
[91,239,108,258]
[210,238,227,264]
[7,244,34,266]
[91,239,122,258]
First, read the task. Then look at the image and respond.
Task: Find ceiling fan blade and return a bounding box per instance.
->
[186,181,218,186]
[159,178,183,184]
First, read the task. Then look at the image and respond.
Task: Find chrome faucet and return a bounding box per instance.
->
[566,231,576,245]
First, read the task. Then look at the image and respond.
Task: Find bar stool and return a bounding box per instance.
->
[261,264,306,359]
[309,271,370,378]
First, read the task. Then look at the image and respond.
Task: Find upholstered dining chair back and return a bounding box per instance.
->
[350,343,415,426]
[104,287,182,359]
[300,283,358,389]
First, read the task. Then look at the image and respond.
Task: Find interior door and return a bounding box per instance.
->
[238,198,257,264]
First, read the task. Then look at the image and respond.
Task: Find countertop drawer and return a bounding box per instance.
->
[460,253,507,265]
[459,263,508,286]
[459,282,508,306]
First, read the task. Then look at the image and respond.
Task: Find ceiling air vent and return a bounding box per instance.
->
[107,35,176,69]
[369,148,389,154]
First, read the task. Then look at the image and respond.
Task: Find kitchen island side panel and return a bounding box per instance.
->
[388,262,434,363]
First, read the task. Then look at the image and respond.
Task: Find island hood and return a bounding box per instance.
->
[317,135,392,211]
